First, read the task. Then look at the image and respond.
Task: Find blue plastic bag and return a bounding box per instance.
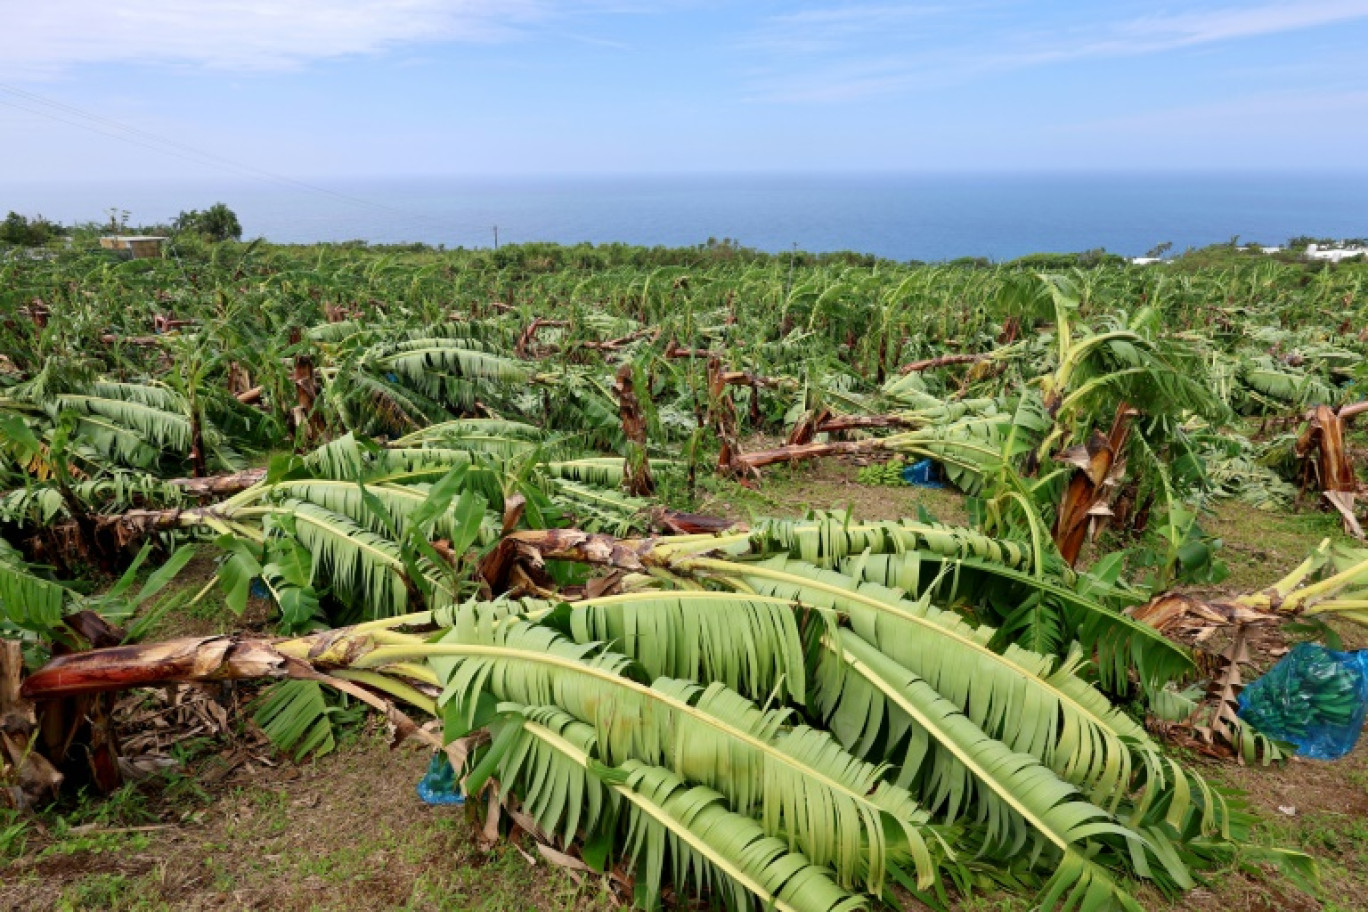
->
[1237,643,1368,760]
[416,751,465,805]
[901,458,946,489]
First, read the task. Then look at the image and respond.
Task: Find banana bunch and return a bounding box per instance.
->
[856,456,909,487]
[1239,644,1368,746]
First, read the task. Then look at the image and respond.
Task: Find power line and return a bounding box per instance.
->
[0,98,287,185]
[0,82,487,234]
[0,83,495,242]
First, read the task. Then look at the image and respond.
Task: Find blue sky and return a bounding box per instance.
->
[3,1,1368,180]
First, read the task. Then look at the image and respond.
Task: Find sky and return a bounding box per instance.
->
[2,1,1368,181]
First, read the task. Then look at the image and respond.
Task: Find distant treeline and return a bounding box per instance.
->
[1,202,242,247]
[4,204,1365,270]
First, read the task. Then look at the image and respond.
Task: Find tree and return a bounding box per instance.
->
[0,211,63,246]
[174,203,242,242]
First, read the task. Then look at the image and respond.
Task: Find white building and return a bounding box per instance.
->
[1305,243,1366,263]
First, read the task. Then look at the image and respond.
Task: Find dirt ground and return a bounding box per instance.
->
[6,460,1368,911]
[7,730,1367,912]
[2,729,614,912]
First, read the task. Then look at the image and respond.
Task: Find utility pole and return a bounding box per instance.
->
[493,226,499,250]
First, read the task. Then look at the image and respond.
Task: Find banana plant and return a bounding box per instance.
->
[1,429,665,629]
[23,518,1312,912]
[2,355,240,475]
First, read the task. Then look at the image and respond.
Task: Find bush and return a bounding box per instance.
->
[1005,249,1126,269]
[173,203,242,242]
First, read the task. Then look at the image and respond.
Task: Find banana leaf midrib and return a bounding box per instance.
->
[690,556,1148,752]
[520,719,811,912]
[238,501,407,572]
[355,639,903,829]
[259,479,431,507]
[944,555,1192,674]
[68,414,163,449]
[55,394,191,427]
[825,635,1072,853]
[377,346,526,373]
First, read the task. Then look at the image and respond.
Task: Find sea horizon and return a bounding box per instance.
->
[4,170,1366,262]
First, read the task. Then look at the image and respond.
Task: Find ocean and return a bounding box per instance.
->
[2,172,1365,262]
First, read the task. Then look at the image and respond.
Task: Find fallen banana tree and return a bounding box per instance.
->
[16,516,1316,912]
[1134,537,1368,632]
[2,429,684,625]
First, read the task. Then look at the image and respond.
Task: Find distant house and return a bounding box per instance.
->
[1129,257,1163,265]
[99,236,167,259]
[1305,243,1366,263]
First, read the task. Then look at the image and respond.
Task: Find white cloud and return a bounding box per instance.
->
[743,0,1368,102]
[1103,1,1368,52]
[0,1,552,76]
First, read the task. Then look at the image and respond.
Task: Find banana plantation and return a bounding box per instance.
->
[3,238,1368,911]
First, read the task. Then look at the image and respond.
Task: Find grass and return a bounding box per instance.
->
[1201,501,1352,593]
[697,457,969,527]
[54,873,173,912]
[132,547,278,641]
